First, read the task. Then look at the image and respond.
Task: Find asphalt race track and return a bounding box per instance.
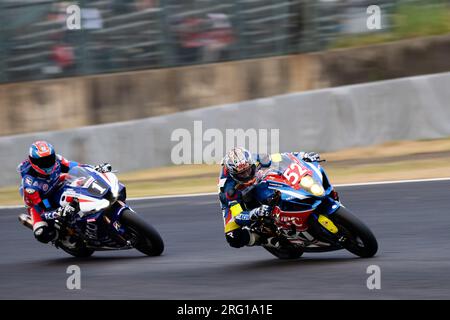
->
[1,180,450,299]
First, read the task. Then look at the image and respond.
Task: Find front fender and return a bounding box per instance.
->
[102,201,133,237]
[112,201,132,221]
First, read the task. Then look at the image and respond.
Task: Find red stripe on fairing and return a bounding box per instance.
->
[78,198,94,202]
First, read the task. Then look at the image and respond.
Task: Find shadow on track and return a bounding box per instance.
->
[221,255,363,272]
[40,254,161,267]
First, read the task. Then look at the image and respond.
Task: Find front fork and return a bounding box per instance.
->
[103,201,137,247]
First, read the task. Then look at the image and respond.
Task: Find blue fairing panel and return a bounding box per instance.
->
[253,157,340,215]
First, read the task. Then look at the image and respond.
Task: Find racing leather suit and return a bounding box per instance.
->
[219,152,318,248]
[17,155,78,240]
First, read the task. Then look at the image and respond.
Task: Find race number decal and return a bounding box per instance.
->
[91,181,107,194]
[283,163,308,186]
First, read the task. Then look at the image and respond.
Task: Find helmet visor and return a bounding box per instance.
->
[30,153,56,171]
[234,165,255,182]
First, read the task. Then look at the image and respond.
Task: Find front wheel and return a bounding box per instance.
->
[120,209,164,256]
[330,207,378,258]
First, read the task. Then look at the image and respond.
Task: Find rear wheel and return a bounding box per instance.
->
[120,209,164,256]
[330,207,378,258]
[263,246,304,260]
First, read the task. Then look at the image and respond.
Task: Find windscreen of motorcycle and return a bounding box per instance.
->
[65,166,109,198]
[258,154,310,184]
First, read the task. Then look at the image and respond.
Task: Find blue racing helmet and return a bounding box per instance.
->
[29,140,57,176]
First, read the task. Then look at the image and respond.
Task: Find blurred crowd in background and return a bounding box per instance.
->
[0,0,449,83]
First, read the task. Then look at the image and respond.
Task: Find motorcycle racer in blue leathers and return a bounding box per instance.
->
[18,140,112,244]
[219,147,321,248]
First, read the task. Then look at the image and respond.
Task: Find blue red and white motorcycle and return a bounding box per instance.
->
[19,166,164,258]
[242,153,378,259]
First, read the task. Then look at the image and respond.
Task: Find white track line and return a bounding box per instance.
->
[130,192,217,201]
[0,204,26,209]
[2,177,450,209]
[335,177,450,187]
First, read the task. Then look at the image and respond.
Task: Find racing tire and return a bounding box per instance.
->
[120,209,164,257]
[331,207,378,258]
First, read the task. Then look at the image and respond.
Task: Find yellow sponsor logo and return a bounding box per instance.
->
[318,215,338,234]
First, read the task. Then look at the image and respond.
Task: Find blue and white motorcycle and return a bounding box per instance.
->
[19,166,164,258]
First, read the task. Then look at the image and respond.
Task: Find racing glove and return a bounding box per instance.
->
[94,163,112,173]
[249,205,272,220]
[301,152,321,163]
[44,203,78,221]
